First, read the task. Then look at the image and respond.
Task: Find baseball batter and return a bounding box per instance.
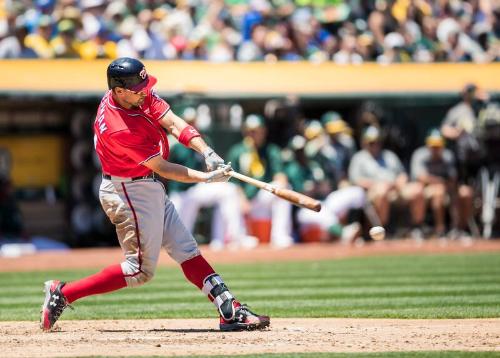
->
[40,57,270,332]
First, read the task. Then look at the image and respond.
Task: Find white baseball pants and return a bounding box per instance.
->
[297,186,366,230]
[99,178,200,287]
[169,182,248,247]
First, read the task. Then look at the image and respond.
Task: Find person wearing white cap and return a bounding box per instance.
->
[284,135,366,244]
[349,126,426,239]
[81,0,106,39]
[376,32,410,64]
[411,130,473,238]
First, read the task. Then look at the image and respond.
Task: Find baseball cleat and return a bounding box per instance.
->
[219,302,270,331]
[40,280,72,331]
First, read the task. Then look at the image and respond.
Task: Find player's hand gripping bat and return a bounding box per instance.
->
[228,170,321,212]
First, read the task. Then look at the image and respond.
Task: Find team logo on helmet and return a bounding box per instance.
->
[139,67,147,80]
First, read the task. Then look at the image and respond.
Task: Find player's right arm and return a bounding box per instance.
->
[143,155,229,183]
[110,131,229,183]
[159,110,225,170]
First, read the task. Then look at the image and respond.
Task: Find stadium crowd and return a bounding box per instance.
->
[0,0,498,63]
[165,84,499,249]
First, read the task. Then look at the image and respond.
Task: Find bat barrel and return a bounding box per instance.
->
[229,171,321,212]
[275,187,322,212]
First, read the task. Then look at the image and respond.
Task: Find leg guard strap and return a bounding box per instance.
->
[203,274,235,321]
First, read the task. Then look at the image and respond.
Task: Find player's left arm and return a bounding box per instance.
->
[159,110,225,170]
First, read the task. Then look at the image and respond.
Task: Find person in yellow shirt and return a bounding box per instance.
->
[227,115,293,248]
[78,26,117,60]
[24,15,54,59]
[50,20,80,58]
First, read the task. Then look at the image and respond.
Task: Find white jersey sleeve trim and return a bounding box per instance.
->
[139,152,161,165]
[158,107,170,120]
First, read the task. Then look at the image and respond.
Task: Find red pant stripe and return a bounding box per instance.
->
[121,182,143,276]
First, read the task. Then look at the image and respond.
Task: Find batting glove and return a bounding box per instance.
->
[202,147,225,171]
[206,163,232,183]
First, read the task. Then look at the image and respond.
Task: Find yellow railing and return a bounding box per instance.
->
[1,60,499,95]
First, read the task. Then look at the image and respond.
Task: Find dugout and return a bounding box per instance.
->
[0,61,498,246]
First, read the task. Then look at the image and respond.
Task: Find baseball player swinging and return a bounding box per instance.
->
[40,57,270,332]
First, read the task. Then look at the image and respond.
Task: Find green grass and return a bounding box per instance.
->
[83,352,500,358]
[1,252,499,321]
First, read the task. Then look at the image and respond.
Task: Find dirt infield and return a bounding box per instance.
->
[1,318,499,357]
[2,239,500,357]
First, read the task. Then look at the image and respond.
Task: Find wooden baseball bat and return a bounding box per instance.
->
[228,171,322,212]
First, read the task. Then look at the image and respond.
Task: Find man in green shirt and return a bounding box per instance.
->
[317,112,356,186]
[227,115,293,248]
[168,108,257,250]
[284,135,365,243]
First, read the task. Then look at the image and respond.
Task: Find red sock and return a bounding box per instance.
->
[61,264,127,303]
[181,255,215,290]
[181,255,242,314]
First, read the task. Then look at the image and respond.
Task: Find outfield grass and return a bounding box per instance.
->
[0,252,499,321]
[89,353,500,358]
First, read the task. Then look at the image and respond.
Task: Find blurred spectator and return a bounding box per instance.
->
[349,126,426,238]
[78,26,117,60]
[24,14,55,58]
[333,34,363,64]
[284,135,330,201]
[115,16,138,58]
[167,108,257,251]
[80,0,107,40]
[303,119,326,159]
[354,101,414,163]
[50,19,80,58]
[354,101,384,144]
[0,14,38,58]
[227,114,293,248]
[284,135,365,244]
[410,130,473,238]
[377,32,412,64]
[264,96,303,147]
[0,1,497,62]
[316,111,356,186]
[441,83,489,181]
[437,17,488,62]
[476,101,500,170]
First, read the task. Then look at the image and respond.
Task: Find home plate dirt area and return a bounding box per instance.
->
[1,240,499,357]
[1,318,499,357]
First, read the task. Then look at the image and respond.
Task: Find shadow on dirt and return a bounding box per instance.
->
[98,328,220,333]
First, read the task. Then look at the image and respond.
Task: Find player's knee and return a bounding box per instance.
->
[121,258,155,287]
[135,269,155,286]
[127,269,155,287]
